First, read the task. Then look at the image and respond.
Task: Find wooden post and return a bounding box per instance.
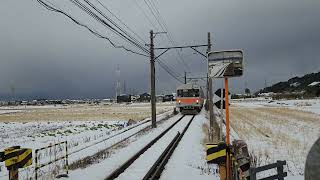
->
[224,78,230,180]
[219,164,227,180]
[9,167,18,180]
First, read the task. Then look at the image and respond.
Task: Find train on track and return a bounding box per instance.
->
[176,83,204,115]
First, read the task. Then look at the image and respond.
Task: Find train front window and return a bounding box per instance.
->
[177,89,199,97]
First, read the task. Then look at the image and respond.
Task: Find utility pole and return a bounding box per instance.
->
[150,30,156,128]
[207,32,214,142]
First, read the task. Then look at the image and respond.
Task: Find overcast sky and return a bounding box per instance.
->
[0,0,319,99]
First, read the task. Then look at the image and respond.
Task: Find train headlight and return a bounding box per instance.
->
[196,99,199,103]
[178,100,181,104]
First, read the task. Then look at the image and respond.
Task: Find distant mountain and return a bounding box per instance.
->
[257,71,320,97]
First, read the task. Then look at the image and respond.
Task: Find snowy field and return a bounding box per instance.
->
[230,98,320,179]
[2,98,317,179]
[232,97,320,115]
[0,102,174,122]
[0,102,176,180]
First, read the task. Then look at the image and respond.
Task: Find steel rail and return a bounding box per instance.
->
[143,115,195,180]
[105,115,186,180]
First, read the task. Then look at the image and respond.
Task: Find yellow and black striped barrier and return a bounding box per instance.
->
[0,146,32,180]
[206,143,227,164]
[4,147,32,169]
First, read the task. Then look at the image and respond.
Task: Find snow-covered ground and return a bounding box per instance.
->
[68,114,184,180]
[232,98,320,115]
[0,103,175,180]
[161,110,218,180]
[0,102,174,122]
[62,111,216,180]
[3,98,316,179]
[230,98,320,179]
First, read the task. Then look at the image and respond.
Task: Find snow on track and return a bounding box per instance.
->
[67,114,183,180]
[115,115,192,180]
[161,110,219,180]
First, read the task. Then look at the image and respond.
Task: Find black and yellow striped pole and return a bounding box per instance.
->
[0,146,32,180]
[206,142,228,179]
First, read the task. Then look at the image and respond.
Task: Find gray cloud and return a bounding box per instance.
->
[0,0,320,99]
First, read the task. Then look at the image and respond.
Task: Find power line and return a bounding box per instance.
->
[145,0,191,71]
[36,0,149,57]
[37,0,185,84]
[144,0,191,71]
[95,0,147,44]
[133,0,160,32]
[157,59,184,83]
[71,0,149,54]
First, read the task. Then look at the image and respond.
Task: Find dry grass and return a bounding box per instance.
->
[230,106,320,175]
[0,103,174,122]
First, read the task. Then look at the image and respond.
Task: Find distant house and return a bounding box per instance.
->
[117,94,131,103]
[156,95,164,102]
[138,93,151,102]
[131,95,139,102]
[163,94,174,102]
[101,98,113,104]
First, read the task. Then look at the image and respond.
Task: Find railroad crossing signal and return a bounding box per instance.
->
[214,88,230,109]
[0,146,32,180]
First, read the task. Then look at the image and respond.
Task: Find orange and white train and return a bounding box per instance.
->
[176,83,204,115]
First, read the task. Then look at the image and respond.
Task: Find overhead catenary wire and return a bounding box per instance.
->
[36,0,149,57]
[133,0,160,32]
[144,0,191,72]
[37,0,185,83]
[157,59,184,83]
[95,0,147,44]
[70,0,149,54]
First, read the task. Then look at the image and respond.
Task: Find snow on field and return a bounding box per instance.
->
[232,98,320,115]
[0,104,174,180]
[161,110,218,180]
[0,102,174,122]
[230,99,320,179]
[0,120,126,179]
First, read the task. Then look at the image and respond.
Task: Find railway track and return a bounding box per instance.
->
[69,119,152,155]
[69,111,175,156]
[105,115,195,180]
[68,112,176,170]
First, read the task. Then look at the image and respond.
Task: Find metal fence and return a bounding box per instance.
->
[34,141,68,180]
[249,160,287,180]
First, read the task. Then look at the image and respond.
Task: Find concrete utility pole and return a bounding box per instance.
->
[184,72,187,84]
[150,30,156,128]
[207,32,215,142]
